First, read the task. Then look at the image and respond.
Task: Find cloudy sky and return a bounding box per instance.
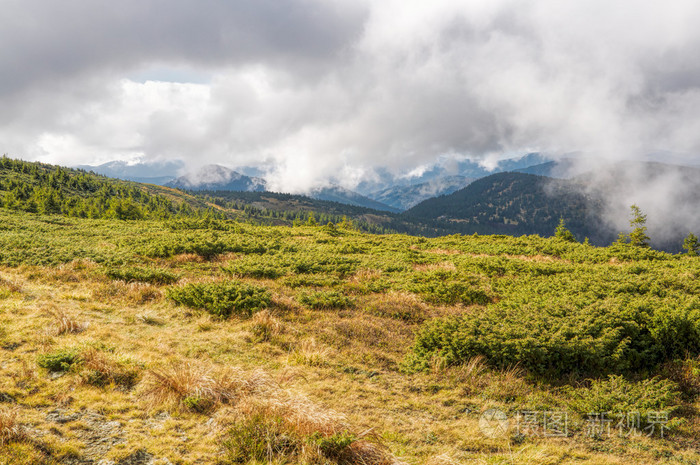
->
[3,0,700,191]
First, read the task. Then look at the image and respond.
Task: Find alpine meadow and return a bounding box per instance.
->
[3,2,700,464]
[1,158,699,464]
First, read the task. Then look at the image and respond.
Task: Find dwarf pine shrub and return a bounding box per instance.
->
[407,297,700,377]
[407,270,491,306]
[106,266,179,285]
[37,349,81,372]
[299,290,351,310]
[565,375,681,426]
[166,281,270,318]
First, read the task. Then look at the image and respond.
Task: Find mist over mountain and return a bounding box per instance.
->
[574,161,700,249]
[354,152,548,195]
[166,164,267,192]
[370,176,475,211]
[403,160,700,251]
[79,155,700,250]
[513,159,585,178]
[166,164,398,212]
[308,186,400,213]
[77,160,184,185]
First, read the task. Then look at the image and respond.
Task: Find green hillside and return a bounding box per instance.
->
[0,157,407,234]
[0,204,699,464]
[0,156,217,220]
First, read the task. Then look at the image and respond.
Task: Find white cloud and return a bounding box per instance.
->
[1,0,700,191]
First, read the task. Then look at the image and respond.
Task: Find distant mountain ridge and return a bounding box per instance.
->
[309,185,401,213]
[166,164,399,212]
[166,164,267,192]
[370,175,476,210]
[79,153,553,211]
[76,160,183,185]
[5,156,700,251]
[404,172,609,241]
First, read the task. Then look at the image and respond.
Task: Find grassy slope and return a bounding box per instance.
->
[0,209,698,464]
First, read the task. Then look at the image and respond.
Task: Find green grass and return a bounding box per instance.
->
[1,206,700,464]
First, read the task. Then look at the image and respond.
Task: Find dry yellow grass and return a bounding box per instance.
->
[0,275,22,293]
[46,308,88,335]
[1,259,698,465]
[218,391,398,465]
[92,281,163,305]
[289,338,333,367]
[140,361,274,412]
[413,262,457,272]
[364,291,430,323]
[248,309,284,341]
[79,347,141,389]
[0,407,28,446]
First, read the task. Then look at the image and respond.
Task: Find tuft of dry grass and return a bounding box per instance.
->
[135,312,165,326]
[426,249,462,255]
[426,453,462,465]
[351,269,383,281]
[248,309,284,342]
[289,339,332,367]
[10,359,37,387]
[92,281,162,305]
[79,348,141,389]
[434,357,531,402]
[272,294,302,312]
[170,253,204,264]
[479,365,531,403]
[219,392,399,465]
[452,356,489,391]
[140,361,274,412]
[0,275,22,293]
[0,407,28,446]
[39,258,98,283]
[364,291,430,323]
[413,262,457,272]
[47,309,88,335]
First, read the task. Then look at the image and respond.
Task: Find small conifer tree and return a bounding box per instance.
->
[628,204,650,247]
[306,212,317,226]
[683,232,699,256]
[554,218,576,242]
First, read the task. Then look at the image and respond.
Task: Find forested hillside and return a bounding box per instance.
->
[404,172,611,242]
[0,158,402,234]
[0,156,208,220]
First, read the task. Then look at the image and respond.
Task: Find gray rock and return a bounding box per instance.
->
[47,409,81,424]
[115,450,153,465]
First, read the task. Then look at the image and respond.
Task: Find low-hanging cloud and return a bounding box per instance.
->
[2,0,700,193]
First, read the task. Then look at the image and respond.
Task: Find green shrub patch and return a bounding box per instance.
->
[167,281,271,318]
[299,290,351,310]
[106,267,179,285]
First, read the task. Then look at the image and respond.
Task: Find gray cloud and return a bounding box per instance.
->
[0,0,364,95]
[2,0,700,192]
